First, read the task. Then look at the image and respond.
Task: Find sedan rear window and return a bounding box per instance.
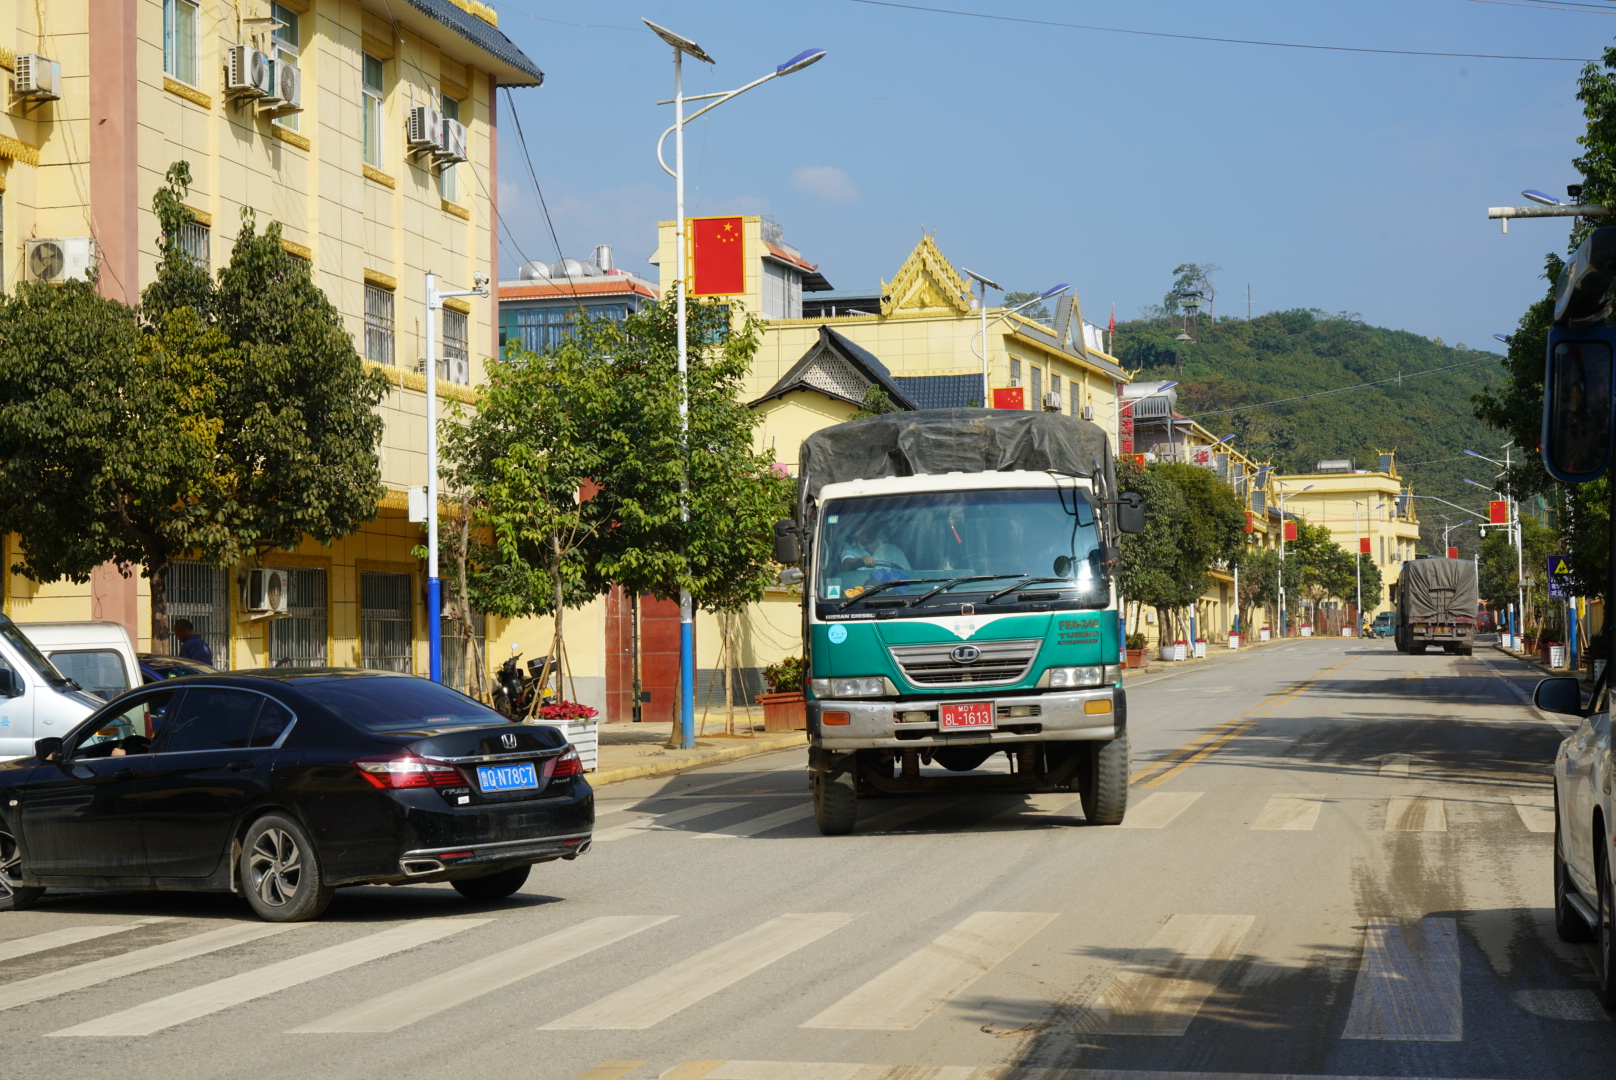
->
[298,677,506,732]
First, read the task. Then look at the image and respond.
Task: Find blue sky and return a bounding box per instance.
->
[489,0,1613,351]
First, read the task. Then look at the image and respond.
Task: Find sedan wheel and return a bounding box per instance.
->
[240,814,334,922]
[0,828,44,912]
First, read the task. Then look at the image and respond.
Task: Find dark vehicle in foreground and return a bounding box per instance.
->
[137,653,216,683]
[1371,612,1395,638]
[0,670,592,921]
[1395,557,1478,655]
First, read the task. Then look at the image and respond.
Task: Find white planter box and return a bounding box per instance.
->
[1550,645,1567,669]
[1342,627,1353,637]
[1301,626,1313,638]
[1260,629,1271,642]
[1229,634,1240,650]
[1163,643,1187,662]
[1193,640,1207,659]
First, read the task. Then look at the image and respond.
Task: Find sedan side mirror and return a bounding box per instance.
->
[33,736,61,761]
[1534,676,1585,717]
[1116,492,1145,535]
[773,519,801,565]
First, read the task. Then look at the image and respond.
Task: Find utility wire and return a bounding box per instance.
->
[502,86,592,315]
[1464,0,1616,11]
[849,0,1600,60]
[1185,357,1495,419]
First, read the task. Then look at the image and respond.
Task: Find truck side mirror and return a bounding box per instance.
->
[1116,493,1145,535]
[1534,676,1584,717]
[774,520,801,565]
[1542,325,1616,484]
[0,666,20,698]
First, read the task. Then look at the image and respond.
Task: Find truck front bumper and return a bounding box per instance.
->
[808,687,1122,750]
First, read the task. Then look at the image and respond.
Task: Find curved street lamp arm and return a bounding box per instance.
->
[657,70,783,178]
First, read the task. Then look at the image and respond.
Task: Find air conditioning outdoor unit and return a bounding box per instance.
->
[266,59,301,112]
[449,358,470,385]
[225,45,274,98]
[407,104,444,150]
[437,118,469,163]
[1043,392,1062,411]
[25,238,97,283]
[14,54,60,101]
[1081,405,1095,420]
[244,568,290,615]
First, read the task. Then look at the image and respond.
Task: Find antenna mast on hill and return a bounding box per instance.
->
[1246,284,1252,321]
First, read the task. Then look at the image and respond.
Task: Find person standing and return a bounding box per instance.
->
[172,619,214,666]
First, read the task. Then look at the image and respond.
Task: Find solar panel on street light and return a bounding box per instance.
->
[642,19,715,64]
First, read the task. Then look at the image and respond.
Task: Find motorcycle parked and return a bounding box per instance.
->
[491,643,558,720]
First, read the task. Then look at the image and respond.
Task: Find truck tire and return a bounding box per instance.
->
[813,767,858,835]
[1081,734,1130,825]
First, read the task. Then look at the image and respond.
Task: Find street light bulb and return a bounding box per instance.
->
[777,48,826,75]
[1040,283,1071,299]
[1522,189,1561,206]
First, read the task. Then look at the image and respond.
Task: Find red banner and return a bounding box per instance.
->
[992,387,1025,410]
[1118,396,1134,454]
[1447,546,1459,559]
[1244,511,1255,533]
[1359,537,1371,554]
[1488,499,1509,524]
[690,216,745,295]
[1283,521,1298,542]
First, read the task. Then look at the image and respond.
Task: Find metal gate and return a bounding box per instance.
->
[268,567,328,667]
[360,571,413,672]
[165,560,230,669]
[442,609,486,695]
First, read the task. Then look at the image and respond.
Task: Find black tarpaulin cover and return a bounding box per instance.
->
[798,409,1115,505]
[1399,558,1479,621]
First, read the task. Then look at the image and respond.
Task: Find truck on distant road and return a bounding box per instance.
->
[1394,556,1478,655]
[774,410,1145,835]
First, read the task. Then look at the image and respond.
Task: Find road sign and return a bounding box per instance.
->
[1548,553,1573,599]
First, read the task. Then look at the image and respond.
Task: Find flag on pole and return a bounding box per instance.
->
[689,216,746,296]
[1108,303,1115,334]
[1359,537,1371,554]
[1283,521,1298,542]
[1488,499,1509,524]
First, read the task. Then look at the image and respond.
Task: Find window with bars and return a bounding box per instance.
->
[165,560,230,669]
[442,609,486,695]
[1030,367,1042,409]
[441,309,468,383]
[362,53,384,167]
[268,566,327,667]
[439,94,460,203]
[163,0,199,86]
[179,220,210,272]
[365,284,395,365]
[498,303,630,355]
[360,571,413,672]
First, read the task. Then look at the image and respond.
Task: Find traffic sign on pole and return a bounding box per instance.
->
[1548,554,1573,599]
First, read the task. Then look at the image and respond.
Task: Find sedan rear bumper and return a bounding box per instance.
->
[400,831,593,877]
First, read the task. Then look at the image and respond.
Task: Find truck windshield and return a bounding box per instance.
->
[816,487,1107,607]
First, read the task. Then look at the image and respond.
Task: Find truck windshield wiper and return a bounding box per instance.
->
[909,573,1027,607]
[984,576,1075,604]
[835,578,927,610]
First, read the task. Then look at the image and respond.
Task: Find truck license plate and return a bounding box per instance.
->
[939,701,995,731]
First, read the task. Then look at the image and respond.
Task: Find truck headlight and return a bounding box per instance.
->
[1044,666,1103,688]
[811,677,889,698]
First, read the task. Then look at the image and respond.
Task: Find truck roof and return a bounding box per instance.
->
[817,470,1092,502]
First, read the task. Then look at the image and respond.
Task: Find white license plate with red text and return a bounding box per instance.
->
[939,701,995,731]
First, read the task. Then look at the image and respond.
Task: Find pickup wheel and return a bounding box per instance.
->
[1556,799,1594,942]
[813,766,858,835]
[1081,734,1130,825]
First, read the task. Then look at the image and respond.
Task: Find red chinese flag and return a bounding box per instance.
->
[1244,511,1255,533]
[992,387,1025,410]
[1489,499,1508,524]
[1283,521,1298,542]
[1447,546,1459,559]
[690,216,745,296]
[1131,453,1146,468]
[1359,537,1372,554]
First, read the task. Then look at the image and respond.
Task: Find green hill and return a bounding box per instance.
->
[1112,309,1503,559]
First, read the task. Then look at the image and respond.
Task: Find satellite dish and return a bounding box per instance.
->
[1522,190,1561,206]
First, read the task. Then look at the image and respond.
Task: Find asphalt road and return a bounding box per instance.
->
[1,637,1608,1080]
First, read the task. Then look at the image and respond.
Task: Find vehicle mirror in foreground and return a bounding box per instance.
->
[1541,328,1616,484]
[0,667,17,698]
[1533,676,1585,717]
[774,519,801,565]
[1116,492,1145,535]
[33,736,61,760]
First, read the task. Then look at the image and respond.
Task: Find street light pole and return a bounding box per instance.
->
[964,278,1070,408]
[1276,484,1313,637]
[1465,443,1527,648]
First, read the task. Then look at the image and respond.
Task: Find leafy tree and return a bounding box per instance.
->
[1002,291,1050,322]
[1479,513,1559,632]
[1116,459,1245,639]
[849,383,900,420]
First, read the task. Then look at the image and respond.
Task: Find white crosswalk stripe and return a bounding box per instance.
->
[1118,791,1203,829]
[1341,917,1462,1041]
[687,803,813,839]
[592,802,743,843]
[542,913,855,1030]
[0,923,153,963]
[1385,796,1447,832]
[1251,793,1326,831]
[50,919,488,1037]
[801,911,1056,1030]
[1076,914,1255,1036]
[289,915,672,1033]
[1379,754,1412,778]
[1510,793,1555,833]
[0,921,307,1013]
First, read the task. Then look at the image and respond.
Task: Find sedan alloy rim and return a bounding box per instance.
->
[248,828,303,908]
[0,831,22,901]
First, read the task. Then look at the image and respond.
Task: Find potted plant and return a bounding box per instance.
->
[1522,625,1540,653]
[759,656,808,732]
[1125,632,1147,668]
[535,700,600,771]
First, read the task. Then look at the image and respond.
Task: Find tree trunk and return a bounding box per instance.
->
[149,560,171,654]
[457,506,474,696]
[725,613,737,737]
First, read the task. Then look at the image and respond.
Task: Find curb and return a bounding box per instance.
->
[1121,634,1314,689]
[589,732,807,787]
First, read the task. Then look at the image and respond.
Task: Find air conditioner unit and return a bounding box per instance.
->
[1081,405,1095,421]
[449,358,470,385]
[265,59,301,112]
[407,104,444,150]
[244,568,290,615]
[225,45,274,97]
[14,54,60,101]
[1043,392,1062,411]
[437,118,469,164]
[25,238,96,283]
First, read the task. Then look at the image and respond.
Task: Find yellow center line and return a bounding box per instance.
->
[1131,654,1358,787]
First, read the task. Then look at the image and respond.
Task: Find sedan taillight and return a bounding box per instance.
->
[550,745,583,779]
[354,755,463,789]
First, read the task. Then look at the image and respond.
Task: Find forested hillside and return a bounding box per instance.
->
[1112,309,1503,559]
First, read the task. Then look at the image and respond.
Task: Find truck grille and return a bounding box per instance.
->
[888,638,1041,687]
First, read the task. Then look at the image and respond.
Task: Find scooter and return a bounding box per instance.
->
[491,643,558,721]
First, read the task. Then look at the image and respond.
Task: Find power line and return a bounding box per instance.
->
[848,0,1600,60]
[1464,0,1616,11]
[1185,357,1496,419]
[502,86,592,315]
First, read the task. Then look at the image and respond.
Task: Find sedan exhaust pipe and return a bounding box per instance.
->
[400,858,445,877]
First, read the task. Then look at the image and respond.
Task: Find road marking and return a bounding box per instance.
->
[859,797,968,832]
[1251,793,1326,831]
[800,911,1056,1031]
[593,802,743,842]
[676,1064,1503,1080]
[1510,794,1556,833]
[1118,791,1203,829]
[1385,796,1447,832]
[1076,914,1255,1036]
[1379,754,1411,778]
[1341,917,1462,1041]
[1021,791,1086,816]
[0,924,142,963]
[542,913,855,1030]
[688,803,814,839]
[569,1063,649,1080]
[288,916,672,1033]
[51,919,487,1036]
[0,922,306,1012]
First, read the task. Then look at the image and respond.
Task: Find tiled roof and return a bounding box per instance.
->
[499,278,658,301]
[891,374,982,410]
[404,0,544,85]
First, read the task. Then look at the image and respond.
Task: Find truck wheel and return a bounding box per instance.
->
[813,767,858,835]
[1081,734,1130,825]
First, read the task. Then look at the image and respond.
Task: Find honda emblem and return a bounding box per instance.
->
[501,733,517,749]
[951,644,981,664]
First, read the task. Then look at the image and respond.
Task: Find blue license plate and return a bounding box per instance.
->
[477,762,539,793]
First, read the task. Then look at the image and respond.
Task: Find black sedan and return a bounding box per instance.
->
[0,670,593,921]
[137,653,216,682]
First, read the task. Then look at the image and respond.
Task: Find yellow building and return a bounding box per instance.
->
[0,1,555,693]
[1275,456,1422,618]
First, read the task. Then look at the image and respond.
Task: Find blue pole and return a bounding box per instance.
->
[1569,599,1579,670]
[679,590,695,748]
[428,577,442,682]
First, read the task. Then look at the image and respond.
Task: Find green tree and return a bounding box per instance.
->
[849,383,901,420]
[1001,291,1050,322]
[1479,514,1560,632]
[1116,459,1245,640]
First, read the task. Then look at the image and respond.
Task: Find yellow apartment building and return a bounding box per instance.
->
[0,0,550,692]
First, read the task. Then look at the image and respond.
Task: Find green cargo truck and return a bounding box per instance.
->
[773,410,1145,835]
